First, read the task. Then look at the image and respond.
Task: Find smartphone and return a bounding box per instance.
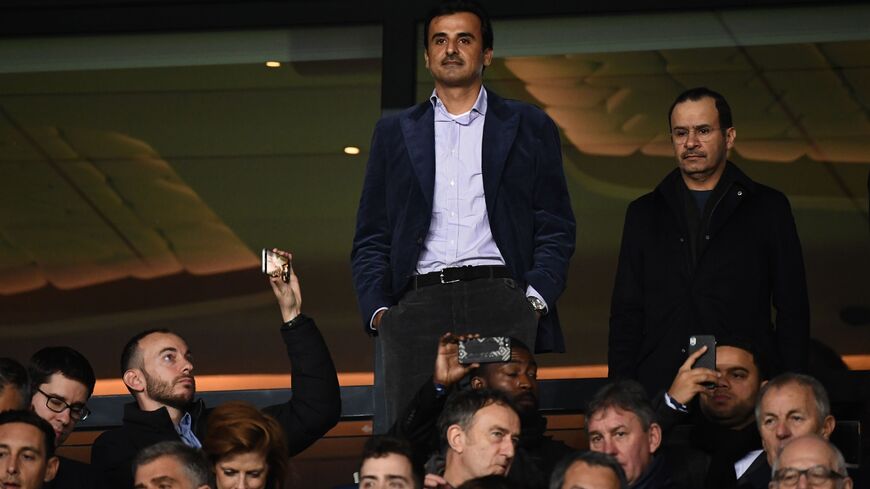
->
[458,337,511,365]
[261,248,290,283]
[689,335,717,387]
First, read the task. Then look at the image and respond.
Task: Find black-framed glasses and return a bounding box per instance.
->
[36,388,90,421]
[671,125,726,143]
[773,465,846,487]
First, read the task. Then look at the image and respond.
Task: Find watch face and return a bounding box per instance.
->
[528,297,545,311]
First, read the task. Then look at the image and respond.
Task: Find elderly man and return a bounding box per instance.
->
[738,373,836,488]
[392,333,571,489]
[769,435,852,489]
[133,441,211,489]
[0,410,59,489]
[549,451,628,489]
[424,389,520,488]
[586,381,681,489]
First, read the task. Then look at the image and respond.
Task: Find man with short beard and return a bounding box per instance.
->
[608,86,809,398]
[653,340,768,489]
[391,333,571,489]
[91,250,341,488]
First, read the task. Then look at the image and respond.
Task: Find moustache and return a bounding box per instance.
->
[442,56,463,65]
[514,391,538,404]
[174,375,195,384]
[682,151,706,159]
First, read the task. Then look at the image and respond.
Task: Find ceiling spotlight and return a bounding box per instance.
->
[265,61,281,68]
[344,146,361,155]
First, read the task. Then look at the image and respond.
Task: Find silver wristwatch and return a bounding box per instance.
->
[527,296,546,313]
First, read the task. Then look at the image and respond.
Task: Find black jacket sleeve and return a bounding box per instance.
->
[262,314,341,456]
[388,376,447,468]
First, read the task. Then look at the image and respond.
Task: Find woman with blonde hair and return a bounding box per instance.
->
[203,401,289,489]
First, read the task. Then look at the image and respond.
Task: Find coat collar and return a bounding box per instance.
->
[398,88,520,211]
[122,398,206,432]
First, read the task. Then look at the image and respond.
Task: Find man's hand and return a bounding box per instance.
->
[433,332,480,388]
[268,249,301,323]
[666,346,720,405]
[423,473,448,489]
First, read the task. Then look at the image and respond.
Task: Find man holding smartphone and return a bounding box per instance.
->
[352,0,575,431]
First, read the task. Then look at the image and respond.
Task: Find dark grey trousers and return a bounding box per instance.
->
[372,277,538,433]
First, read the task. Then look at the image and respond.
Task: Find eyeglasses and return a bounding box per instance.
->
[773,466,846,487]
[36,388,90,422]
[671,126,726,143]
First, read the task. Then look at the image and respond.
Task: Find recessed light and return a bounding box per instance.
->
[344,146,361,155]
[265,61,281,68]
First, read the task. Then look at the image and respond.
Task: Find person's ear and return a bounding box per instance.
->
[648,423,662,454]
[446,424,465,453]
[482,48,493,67]
[123,369,145,394]
[44,456,59,482]
[821,415,836,439]
[424,49,431,72]
[470,376,486,390]
[725,127,736,150]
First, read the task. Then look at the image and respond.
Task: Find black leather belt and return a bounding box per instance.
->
[411,265,512,289]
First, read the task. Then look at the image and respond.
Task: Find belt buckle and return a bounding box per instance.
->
[440,269,460,284]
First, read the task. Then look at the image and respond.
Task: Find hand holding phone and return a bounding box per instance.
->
[666,336,721,405]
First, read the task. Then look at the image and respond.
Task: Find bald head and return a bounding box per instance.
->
[771,435,851,489]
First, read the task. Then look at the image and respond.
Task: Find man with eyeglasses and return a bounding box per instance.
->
[28,347,96,488]
[770,435,852,489]
[608,86,810,397]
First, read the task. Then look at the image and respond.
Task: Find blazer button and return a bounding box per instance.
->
[416,237,423,245]
[705,234,710,240]
[679,237,685,243]
[737,190,743,197]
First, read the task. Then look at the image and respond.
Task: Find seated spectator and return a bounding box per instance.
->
[92,250,341,489]
[655,340,768,488]
[392,333,570,489]
[769,435,852,489]
[456,475,519,489]
[586,381,675,489]
[424,389,520,488]
[742,373,837,489]
[549,451,628,489]
[202,401,288,489]
[0,358,30,411]
[358,435,421,489]
[28,346,96,488]
[0,410,59,489]
[133,441,212,489]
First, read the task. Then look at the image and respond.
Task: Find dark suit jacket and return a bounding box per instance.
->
[608,162,809,394]
[351,89,576,352]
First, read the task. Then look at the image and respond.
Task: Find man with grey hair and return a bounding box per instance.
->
[737,373,836,488]
[769,435,851,489]
[133,441,212,489]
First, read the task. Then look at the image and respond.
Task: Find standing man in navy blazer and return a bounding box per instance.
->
[352,0,575,430]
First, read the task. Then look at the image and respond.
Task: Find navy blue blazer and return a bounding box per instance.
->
[351,90,575,353]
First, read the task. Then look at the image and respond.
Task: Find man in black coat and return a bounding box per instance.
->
[91,250,341,488]
[608,86,810,397]
[391,333,571,489]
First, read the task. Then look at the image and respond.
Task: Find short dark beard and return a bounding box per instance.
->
[142,368,194,410]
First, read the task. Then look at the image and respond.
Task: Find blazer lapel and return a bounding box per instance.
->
[400,103,436,207]
[482,92,520,213]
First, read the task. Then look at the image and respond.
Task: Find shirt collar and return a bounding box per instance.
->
[430,86,487,125]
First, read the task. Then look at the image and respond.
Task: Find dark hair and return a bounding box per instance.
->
[457,474,520,489]
[438,388,517,445]
[0,409,57,459]
[203,401,288,489]
[0,358,31,409]
[423,0,494,51]
[120,328,173,375]
[585,380,655,432]
[133,441,212,487]
[715,336,769,380]
[29,347,96,398]
[668,86,732,131]
[549,451,628,489]
[756,373,831,429]
[472,336,534,377]
[360,436,422,489]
